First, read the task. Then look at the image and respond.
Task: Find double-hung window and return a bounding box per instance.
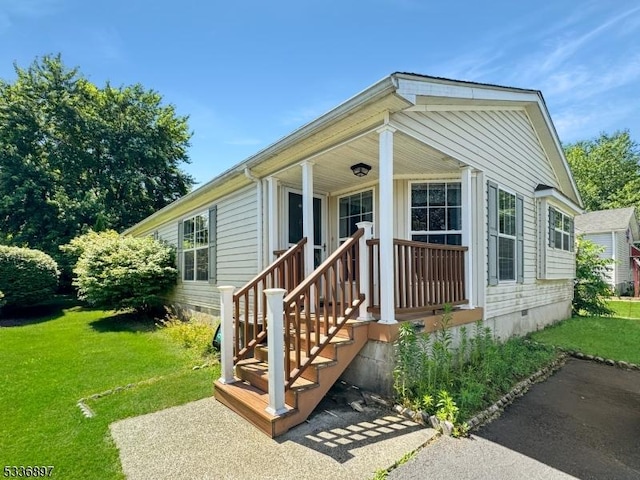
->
[410,182,462,245]
[182,213,209,281]
[338,190,373,242]
[549,207,574,252]
[488,182,524,285]
[498,190,517,281]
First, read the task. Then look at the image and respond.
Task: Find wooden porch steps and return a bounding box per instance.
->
[214,319,370,437]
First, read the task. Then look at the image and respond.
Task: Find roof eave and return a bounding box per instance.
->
[124,75,399,235]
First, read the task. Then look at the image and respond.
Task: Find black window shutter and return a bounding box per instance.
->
[488,181,499,286]
[568,217,575,252]
[516,194,524,284]
[548,207,556,248]
[209,206,217,284]
[177,221,184,280]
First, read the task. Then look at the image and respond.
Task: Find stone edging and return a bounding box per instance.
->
[76,362,217,418]
[555,347,640,371]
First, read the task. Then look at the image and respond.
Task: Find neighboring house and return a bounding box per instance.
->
[125,73,582,436]
[575,207,640,295]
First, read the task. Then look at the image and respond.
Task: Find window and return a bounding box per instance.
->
[339,190,373,242]
[410,182,462,245]
[488,182,523,285]
[181,212,209,281]
[549,207,574,252]
[498,190,516,281]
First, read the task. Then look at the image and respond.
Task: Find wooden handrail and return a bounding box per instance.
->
[233,237,307,362]
[387,238,468,251]
[235,237,307,299]
[283,228,365,389]
[368,238,468,314]
[284,229,363,304]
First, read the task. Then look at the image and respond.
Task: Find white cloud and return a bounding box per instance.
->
[553,99,639,143]
[0,0,61,33]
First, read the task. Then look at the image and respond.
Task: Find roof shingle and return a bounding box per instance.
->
[574,207,637,233]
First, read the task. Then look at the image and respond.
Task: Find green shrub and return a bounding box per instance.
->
[574,236,614,316]
[158,315,216,358]
[0,245,59,309]
[67,231,177,313]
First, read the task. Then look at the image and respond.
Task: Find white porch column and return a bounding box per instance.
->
[264,288,287,416]
[267,177,279,262]
[301,161,315,278]
[461,166,474,308]
[218,286,236,384]
[356,221,374,321]
[378,125,396,324]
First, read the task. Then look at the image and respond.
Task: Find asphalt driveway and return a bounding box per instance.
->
[391,358,640,480]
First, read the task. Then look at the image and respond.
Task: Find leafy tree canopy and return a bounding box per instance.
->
[564,131,640,212]
[0,54,193,259]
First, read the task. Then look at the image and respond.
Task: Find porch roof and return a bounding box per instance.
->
[125,72,581,236]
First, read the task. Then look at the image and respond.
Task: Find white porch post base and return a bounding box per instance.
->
[264,288,288,416]
[356,221,374,321]
[218,286,237,384]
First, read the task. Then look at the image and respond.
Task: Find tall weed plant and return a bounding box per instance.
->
[394,308,556,422]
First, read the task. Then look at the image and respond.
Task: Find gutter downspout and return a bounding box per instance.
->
[244,168,264,271]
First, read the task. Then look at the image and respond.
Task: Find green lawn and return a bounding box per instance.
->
[0,302,219,479]
[531,300,640,364]
[607,299,640,319]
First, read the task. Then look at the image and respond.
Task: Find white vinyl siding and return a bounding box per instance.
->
[392,109,573,318]
[615,230,632,287]
[144,184,258,313]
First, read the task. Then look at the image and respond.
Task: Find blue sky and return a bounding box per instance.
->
[1,0,639,186]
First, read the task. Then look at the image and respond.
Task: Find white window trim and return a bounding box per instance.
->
[497,187,517,283]
[550,207,573,252]
[182,211,209,283]
[337,187,376,243]
[407,179,463,243]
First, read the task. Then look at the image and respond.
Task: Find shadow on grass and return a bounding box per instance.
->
[0,296,81,327]
[90,312,159,333]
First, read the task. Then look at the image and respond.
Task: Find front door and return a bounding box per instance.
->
[286,190,326,268]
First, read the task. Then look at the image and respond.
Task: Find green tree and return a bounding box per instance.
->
[0,55,193,269]
[564,131,640,212]
[573,236,614,316]
[68,231,177,314]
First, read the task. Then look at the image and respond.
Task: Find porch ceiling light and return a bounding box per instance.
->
[350,163,371,177]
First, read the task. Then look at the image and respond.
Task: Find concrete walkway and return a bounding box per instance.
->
[110,394,436,480]
[388,435,578,480]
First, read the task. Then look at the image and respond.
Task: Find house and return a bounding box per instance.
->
[575,207,640,295]
[125,73,582,436]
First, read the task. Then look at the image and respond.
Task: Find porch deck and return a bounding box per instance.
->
[215,226,477,437]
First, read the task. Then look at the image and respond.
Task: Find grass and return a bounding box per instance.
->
[0,300,219,479]
[531,301,640,364]
[607,299,640,319]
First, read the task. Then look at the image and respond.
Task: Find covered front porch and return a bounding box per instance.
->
[214,118,486,436]
[259,117,483,323]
